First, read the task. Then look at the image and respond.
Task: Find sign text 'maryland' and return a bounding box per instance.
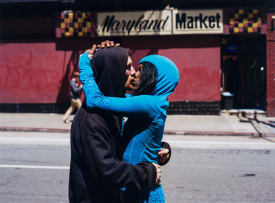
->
[97,10,172,36]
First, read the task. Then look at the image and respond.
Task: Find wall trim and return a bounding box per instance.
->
[0,103,69,113]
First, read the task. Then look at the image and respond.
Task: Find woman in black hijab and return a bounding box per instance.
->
[68,47,158,203]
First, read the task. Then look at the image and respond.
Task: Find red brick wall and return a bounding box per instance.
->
[266,13,275,116]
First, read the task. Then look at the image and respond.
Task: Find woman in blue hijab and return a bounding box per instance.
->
[79,47,179,202]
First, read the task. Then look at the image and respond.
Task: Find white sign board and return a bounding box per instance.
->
[97,10,172,36]
[173,9,223,34]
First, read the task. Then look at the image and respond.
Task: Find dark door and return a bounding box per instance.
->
[221,35,266,109]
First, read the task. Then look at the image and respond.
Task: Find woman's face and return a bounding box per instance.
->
[132,64,142,89]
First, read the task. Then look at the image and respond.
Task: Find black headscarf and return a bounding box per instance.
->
[88,47,128,156]
[91,47,128,98]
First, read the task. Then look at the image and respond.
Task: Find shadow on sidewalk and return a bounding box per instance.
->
[237,111,275,128]
[236,111,275,142]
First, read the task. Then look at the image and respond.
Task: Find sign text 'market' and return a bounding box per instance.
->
[176,13,222,29]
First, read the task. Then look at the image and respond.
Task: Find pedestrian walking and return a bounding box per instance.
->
[63,71,82,123]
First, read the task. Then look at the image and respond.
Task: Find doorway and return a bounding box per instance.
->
[221,35,266,109]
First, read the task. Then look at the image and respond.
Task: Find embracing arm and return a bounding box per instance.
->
[79,52,167,118]
[79,51,102,107]
[81,120,157,191]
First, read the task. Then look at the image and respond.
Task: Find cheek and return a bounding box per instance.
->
[136,72,141,82]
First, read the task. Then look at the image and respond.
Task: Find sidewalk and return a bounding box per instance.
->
[0,112,275,137]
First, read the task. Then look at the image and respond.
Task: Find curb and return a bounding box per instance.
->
[0,126,70,133]
[0,126,268,136]
[164,130,259,136]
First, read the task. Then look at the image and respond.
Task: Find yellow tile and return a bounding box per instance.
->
[253,9,258,14]
[257,17,262,23]
[69,12,74,19]
[78,18,83,23]
[234,13,239,19]
[78,32,83,37]
[82,12,86,19]
[87,22,91,28]
[65,32,70,37]
[253,23,258,28]
[60,23,65,29]
[74,22,79,28]
[248,13,253,19]
[234,27,239,33]
[239,9,244,14]
[248,27,253,32]
[69,27,74,33]
[239,23,244,28]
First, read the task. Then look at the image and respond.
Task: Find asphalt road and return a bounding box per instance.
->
[0,132,275,203]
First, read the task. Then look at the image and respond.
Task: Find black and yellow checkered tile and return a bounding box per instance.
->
[228,9,263,34]
[56,11,96,38]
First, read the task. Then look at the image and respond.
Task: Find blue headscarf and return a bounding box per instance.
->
[139,55,179,97]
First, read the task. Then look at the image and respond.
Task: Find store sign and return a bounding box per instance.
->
[173,9,223,34]
[97,9,223,36]
[97,10,172,36]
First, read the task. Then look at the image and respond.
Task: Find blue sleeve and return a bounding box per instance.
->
[79,52,167,118]
[79,52,104,107]
[125,93,131,98]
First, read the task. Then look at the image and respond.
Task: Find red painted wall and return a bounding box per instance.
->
[159,47,220,101]
[266,13,275,116]
[123,35,221,102]
[0,41,75,103]
[0,35,221,106]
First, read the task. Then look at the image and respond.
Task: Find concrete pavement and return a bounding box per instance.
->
[0,111,275,137]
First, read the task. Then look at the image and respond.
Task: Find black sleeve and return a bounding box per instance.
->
[83,119,156,192]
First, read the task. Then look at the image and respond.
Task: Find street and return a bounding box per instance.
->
[0,132,275,203]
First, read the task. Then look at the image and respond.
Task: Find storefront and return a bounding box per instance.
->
[57,9,224,114]
[1,2,275,116]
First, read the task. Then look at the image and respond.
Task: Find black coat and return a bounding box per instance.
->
[69,107,156,203]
